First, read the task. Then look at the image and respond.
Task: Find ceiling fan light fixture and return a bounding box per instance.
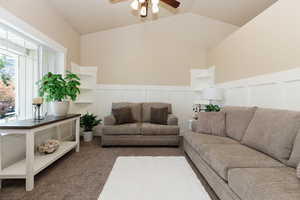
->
[140,6,147,17]
[130,0,139,10]
[151,0,159,5]
[152,4,159,13]
[130,0,180,17]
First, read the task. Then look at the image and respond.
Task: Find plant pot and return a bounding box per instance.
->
[50,101,70,116]
[83,131,93,142]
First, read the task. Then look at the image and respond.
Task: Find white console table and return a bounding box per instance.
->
[0,114,80,191]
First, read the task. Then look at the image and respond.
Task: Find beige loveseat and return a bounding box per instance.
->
[102,102,180,146]
[184,106,300,200]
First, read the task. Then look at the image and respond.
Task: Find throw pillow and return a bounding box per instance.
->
[287,130,300,168]
[297,163,300,179]
[112,107,134,124]
[150,107,169,125]
[241,108,300,162]
[195,112,211,134]
[196,112,226,136]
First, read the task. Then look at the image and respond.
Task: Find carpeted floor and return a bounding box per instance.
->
[0,138,219,200]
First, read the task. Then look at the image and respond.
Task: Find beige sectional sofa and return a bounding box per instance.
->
[102,102,180,146]
[184,106,300,200]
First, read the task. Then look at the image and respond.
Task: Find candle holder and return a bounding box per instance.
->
[33,103,44,121]
[32,97,44,121]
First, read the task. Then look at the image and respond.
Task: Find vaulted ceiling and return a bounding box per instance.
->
[48,0,278,34]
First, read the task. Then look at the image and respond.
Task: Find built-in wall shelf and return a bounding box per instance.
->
[74,101,93,104]
[190,67,215,91]
[193,88,204,92]
[79,87,94,91]
[78,73,94,77]
[71,63,98,114]
[195,74,212,78]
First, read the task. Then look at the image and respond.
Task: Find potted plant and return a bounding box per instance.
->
[38,71,80,116]
[80,112,102,142]
[205,104,221,112]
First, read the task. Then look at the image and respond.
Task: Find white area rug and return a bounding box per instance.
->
[98,156,211,200]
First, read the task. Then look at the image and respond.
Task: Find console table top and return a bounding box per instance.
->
[0,114,81,129]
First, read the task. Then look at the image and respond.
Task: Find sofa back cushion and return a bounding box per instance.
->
[112,102,142,122]
[287,130,300,168]
[142,103,172,122]
[195,112,226,137]
[222,106,257,141]
[242,108,300,162]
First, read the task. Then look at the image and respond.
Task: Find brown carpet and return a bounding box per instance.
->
[0,138,219,200]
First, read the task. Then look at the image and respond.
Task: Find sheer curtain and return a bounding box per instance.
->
[38,46,59,117]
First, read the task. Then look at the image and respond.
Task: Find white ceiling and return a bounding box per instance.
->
[48,0,278,35]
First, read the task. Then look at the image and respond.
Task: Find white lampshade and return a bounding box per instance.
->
[202,87,223,101]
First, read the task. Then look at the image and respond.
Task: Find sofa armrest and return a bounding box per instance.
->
[167,114,178,125]
[104,115,116,125]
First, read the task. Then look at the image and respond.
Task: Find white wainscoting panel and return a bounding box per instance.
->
[71,85,200,135]
[218,67,300,111]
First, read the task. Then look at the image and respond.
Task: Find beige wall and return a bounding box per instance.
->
[208,0,300,83]
[81,13,237,86]
[0,0,80,65]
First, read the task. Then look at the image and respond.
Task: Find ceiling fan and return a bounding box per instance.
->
[130,0,181,17]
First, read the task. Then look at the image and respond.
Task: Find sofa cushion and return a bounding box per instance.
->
[150,107,169,125]
[196,112,226,136]
[183,132,239,155]
[112,107,134,124]
[287,129,300,168]
[201,144,284,180]
[222,106,257,141]
[142,103,172,122]
[228,167,300,200]
[102,123,141,135]
[141,123,179,135]
[112,102,142,122]
[242,108,300,162]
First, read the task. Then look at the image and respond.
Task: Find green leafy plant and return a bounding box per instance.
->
[38,71,81,102]
[205,104,221,112]
[0,58,11,86]
[80,112,102,132]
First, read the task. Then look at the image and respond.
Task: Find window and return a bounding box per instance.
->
[0,23,61,121]
[0,54,17,120]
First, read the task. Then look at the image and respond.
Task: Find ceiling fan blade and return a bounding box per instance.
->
[161,0,180,8]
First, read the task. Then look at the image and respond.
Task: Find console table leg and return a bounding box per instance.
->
[26,131,34,191]
[0,179,2,189]
[75,118,80,152]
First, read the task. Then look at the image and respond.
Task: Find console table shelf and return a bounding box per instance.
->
[0,114,81,191]
[0,141,77,178]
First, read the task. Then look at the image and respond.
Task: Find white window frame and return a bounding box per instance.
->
[0,6,67,119]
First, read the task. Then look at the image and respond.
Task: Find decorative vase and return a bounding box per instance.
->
[50,101,70,116]
[83,131,93,142]
[38,139,60,154]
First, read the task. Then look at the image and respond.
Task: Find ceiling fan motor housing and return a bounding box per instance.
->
[130,0,180,17]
